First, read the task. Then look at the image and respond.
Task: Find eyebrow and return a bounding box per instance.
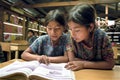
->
[47,25,61,27]
[74,26,81,29]
[69,26,81,30]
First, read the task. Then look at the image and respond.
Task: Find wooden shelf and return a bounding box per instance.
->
[3,22,23,28]
[3,11,25,42]
[28,28,46,33]
[39,31,46,33]
[106,32,120,34]
[28,28,38,31]
[3,32,23,36]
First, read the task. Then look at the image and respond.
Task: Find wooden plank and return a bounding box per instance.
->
[28,0,120,8]
[105,4,108,22]
[0,7,4,42]
[0,42,11,60]
[113,47,119,59]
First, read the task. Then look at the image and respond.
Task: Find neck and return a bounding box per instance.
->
[82,33,93,48]
[51,39,59,46]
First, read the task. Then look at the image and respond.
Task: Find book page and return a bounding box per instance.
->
[29,63,75,80]
[0,60,40,78]
[0,68,32,78]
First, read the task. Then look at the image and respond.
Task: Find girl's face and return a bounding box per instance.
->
[28,32,33,37]
[46,21,64,41]
[68,21,91,42]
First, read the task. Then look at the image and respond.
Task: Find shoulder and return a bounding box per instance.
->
[60,33,70,41]
[37,35,49,41]
[61,33,68,38]
[30,35,49,46]
[32,36,37,39]
[94,28,108,39]
[32,35,49,44]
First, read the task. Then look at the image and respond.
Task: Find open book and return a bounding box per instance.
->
[0,61,75,80]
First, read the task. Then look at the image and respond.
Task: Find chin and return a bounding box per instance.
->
[74,39,82,43]
[76,40,80,43]
[51,38,58,41]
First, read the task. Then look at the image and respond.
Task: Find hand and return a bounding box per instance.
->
[37,55,50,65]
[65,61,84,71]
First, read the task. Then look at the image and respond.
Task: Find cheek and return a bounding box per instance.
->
[46,28,49,33]
[76,32,89,40]
[56,31,63,37]
[46,29,51,35]
[56,28,63,35]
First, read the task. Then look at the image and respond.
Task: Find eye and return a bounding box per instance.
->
[47,28,52,30]
[55,28,61,30]
[74,29,80,32]
[68,29,72,31]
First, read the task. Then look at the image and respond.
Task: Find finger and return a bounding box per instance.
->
[68,61,74,65]
[65,62,74,68]
[37,56,42,63]
[64,64,69,68]
[45,56,49,65]
[41,55,45,63]
[71,66,81,71]
[38,58,42,63]
[66,65,76,70]
[42,55,49,65]
[47,57,50,64]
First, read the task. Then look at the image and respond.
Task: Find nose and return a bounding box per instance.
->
[70,31,76,38]
[51,29,56,35]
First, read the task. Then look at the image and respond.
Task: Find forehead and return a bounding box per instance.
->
[47,21,61,27]
[68,21,85,29]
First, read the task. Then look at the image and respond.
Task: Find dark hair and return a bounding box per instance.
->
[41,33,46,36]
[68,4,96,28]
[28,30,35,35]
[44,9,66,28]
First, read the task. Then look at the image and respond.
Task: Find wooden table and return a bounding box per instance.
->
[1,42,28,60]
[0,59,120,80]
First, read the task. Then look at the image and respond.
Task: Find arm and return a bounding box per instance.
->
[67,48,114,70]
[21,47,69,63]
[67,51,83,61]
[66,46,114,70]
[22,36,43,61]
[65,59,114,71]
[48,51,68,63]
[83,59,114,69]
[21,47,40,61]
[66,34,115,70]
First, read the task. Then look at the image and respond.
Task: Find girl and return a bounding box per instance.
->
[21,9,68,64]
[65,4,114,70]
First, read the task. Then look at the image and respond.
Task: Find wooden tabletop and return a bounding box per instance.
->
[10,43,29,46]
[74,66,120,80]
[0,59,120,80]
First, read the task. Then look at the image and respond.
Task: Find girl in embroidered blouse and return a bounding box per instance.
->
[65,4,114,70]
[22,9,69,64]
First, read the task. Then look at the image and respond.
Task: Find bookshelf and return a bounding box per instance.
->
[28,21,46,36]
[106,32,120,43]
[3,11,26,42]
[0,9,46,42]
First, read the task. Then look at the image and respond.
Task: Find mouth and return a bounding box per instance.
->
[51,36,57,38]
[73,37,77,40]
[73,38,80,42]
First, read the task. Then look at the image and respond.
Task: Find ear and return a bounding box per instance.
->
[89,23,94,32]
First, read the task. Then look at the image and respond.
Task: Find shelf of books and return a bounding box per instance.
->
[39,25,46,35]
[3,11,26,42]
[28,21,46,36]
